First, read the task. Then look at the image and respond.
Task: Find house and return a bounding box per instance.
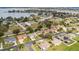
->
[37,40,51,50]
[64,33,76,39]
[4,37,17,46]
[41,25,60,35]
[51,25,61,33]
[54,33,77,46]
[28,33,37,41]
[20,22,31,27]
[63,35,77,46]
[25,22,31,26]
[52,37,62,46]
[16,34,27,44]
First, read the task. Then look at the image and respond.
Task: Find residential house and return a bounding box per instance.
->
[37,40,51,50]
[16,34,27,44]
[20,22,31,27]
[52,37,62,46]
[28,33,37,41]
[4,37,17,46]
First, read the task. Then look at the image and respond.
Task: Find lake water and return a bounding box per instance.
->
[0,7,79,18]
[0,8,37,18]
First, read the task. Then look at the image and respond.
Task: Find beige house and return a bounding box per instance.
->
[37,40,51,50]
[16,34,27,44]
[52,38,62,46]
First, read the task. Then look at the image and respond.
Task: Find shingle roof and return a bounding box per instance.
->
[5,37,16,42]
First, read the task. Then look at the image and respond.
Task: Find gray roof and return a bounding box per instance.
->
[4,37,16,42]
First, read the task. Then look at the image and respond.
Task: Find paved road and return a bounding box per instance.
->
[15,21,26,30]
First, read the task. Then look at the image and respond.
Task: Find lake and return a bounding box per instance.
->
[0,7,79,18]
[0,8,37,18]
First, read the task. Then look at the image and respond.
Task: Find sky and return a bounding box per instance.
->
[0,0,79,7]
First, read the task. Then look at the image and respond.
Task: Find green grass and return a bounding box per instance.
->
[64,43,79,51]
[73,36,79,41]
[47,43,66,51]
[17,44,29,51]
[23,37,31,43]
[32,44,41,51]
[3,43,14,49]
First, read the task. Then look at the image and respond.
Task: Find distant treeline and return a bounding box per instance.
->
[8,9,54,13]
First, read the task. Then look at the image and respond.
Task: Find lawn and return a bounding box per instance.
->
[64,43,79,51]
[32,44,41,51]
[47,43,66,51]
[3,43,14,49]
[17,44,29,51]
[23,37,31,43]
[73,36,79,41]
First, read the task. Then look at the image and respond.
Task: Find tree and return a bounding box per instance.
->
[6,16,13,21]
[43,33,52,39]
[0,31,4,46]
[0,25,8,32]
[15,17,24,22]
[35,24,42,31]
[18,44,25,50]
[57,28,63,32]
[22,17,29,22]
[13,29,20,34]
[0,31,4,37]
[44,21,52,28]
[26,26,33,33]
